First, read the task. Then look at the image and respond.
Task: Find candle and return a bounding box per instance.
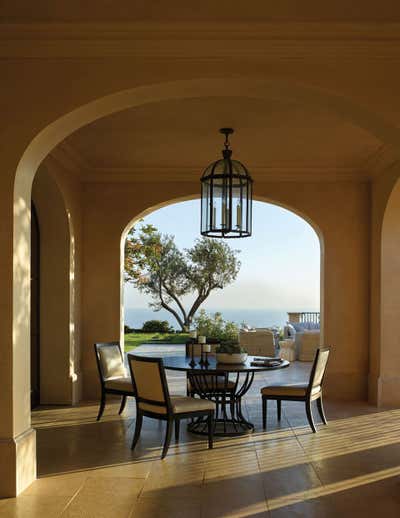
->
[198,335,206,344]
[222,202,226,226]
[236,204,242,227]
[203,344,211,353]
[189,330,197,339]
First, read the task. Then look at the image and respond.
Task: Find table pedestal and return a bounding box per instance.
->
[187,371,255,437]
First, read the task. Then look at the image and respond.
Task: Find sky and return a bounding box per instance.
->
[124,200,320,317]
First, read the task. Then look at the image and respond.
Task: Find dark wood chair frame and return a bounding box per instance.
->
[94,341,135,421]
[128,354,214,459]
[262,346,330,433]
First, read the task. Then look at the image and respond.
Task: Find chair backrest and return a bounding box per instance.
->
[307,347,330,394]
[94,342,125,382]
[128,355,171,414]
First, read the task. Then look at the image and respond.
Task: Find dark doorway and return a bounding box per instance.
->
[31,202,40,408]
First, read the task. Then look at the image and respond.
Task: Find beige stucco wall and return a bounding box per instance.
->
[1,27,400,494]
[81,180,370,401]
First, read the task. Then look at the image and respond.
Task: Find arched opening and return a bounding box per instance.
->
[31,166,76,405]
[380,177,400,406]
[8,76,389,493]
[121,196,322,350]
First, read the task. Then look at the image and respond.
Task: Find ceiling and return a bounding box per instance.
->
[58,96,382,183]
[2,1,400,22]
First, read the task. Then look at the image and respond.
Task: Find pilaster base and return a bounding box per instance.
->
[377,375,400,408]
[0,428,36,497]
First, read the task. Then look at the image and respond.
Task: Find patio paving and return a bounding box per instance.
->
[1,346,399,517]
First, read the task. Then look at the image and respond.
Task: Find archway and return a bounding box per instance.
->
[120,195,323,346]
[8,76,396,495]
[31,165,78,405]
[380,178,400,406]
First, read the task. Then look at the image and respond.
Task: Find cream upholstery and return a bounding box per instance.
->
[297,331,320,361]
[312,348,329,389]
[99,345,125,379]
[239,330,275,356]
[104,377,133,392]
[261,384,321,398]
[139,396,215,415]
[130,358,166,404]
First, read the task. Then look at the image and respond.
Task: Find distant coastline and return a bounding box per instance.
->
[124,307,319,330]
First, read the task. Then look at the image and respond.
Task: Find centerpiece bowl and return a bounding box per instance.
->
[216,352,248,364]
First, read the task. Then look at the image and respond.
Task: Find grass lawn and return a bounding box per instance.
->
[124,332,189,352]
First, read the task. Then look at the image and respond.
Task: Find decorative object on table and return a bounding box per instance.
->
[203,343,211,366]
[279,339,296,361]
[200,128,253,238]
[198,335,207,364]
[260,347,330,434]
[250,358,283,367]
[216,341,248,364]
[188,330,198,367]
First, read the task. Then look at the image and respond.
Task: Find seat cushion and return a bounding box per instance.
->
[139,396,215,415]
[188,377,235,392]
[105,376,134,393]
[261,384,322,398]
[171,396,215,414]
[99,346,126,379]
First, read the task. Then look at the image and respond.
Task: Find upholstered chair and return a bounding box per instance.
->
[94,342,135,421]
[128,354,215,459]
[261,347,330,433]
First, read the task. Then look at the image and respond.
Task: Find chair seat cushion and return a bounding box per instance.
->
[138,396,215,415]
[105,377,134,393]
[261,384,321,398]
[188,377,235,392]
[171,396,215,414]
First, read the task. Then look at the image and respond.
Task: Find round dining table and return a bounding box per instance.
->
[162,355,289,437]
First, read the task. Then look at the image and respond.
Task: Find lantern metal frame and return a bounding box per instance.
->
[200,128,253,238]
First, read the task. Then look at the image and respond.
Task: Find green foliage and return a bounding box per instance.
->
[124,223,241,331]
[216,342,246,354]
[141,320,174,333]
[194,310,239,342]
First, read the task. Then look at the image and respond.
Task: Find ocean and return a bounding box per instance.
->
[124,307,303,330]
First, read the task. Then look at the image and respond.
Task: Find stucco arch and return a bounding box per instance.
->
[379,177,400,406]
[120,193,323,343]
[31,165,79,405]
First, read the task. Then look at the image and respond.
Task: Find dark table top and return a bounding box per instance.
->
[159,355,290,373]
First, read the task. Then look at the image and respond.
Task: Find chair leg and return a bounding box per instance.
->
[316,396,328,425]
[305,399,317,433]
[262,397,267,429]
[162,419,173,459]
[97,390,106,421]
[277,399,282,421]
[119,395,127,415]
[208,412,214,449]
[131,411,143,451]
[175,418,180,442]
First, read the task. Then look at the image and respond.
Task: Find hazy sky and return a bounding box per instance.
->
[124,200,320,313]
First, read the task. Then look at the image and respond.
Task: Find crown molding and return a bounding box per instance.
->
[81,165,368,183]
[362,144,400,179]
[48,141,91,176]
[48,140,372,183]
[2,22,400,60]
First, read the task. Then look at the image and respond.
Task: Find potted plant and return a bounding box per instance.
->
[216,340,248,364]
